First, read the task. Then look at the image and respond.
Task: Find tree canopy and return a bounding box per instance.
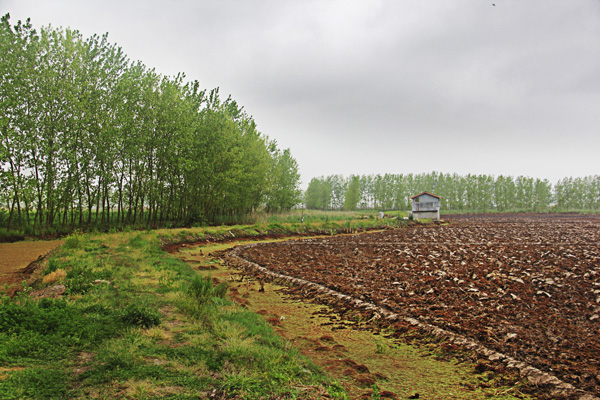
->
[0,14,302,232]
[305,172,600,213]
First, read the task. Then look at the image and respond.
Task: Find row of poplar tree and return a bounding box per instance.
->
[305,173,600,212]
[0,14,301,232]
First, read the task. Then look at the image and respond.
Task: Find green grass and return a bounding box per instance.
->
[0,229,347,399]
[158,212,412,248]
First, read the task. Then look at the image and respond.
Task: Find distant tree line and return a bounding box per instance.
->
[305,173,600,212]
[0,14,301,232]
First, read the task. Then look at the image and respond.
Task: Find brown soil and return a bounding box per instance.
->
[0,240,64,290]
[233,215,600,399]
[177,232,534,400]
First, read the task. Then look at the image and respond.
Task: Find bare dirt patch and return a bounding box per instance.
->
[234,215,600,398]
[0,240,64,289]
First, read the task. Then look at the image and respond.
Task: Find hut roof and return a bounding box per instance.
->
[409,191,442,200]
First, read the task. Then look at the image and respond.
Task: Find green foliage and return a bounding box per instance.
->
[0,210,7,227]
[0,367,68,400]
[370,384,381,400]
[118,303,161,329]
[63,233,85,249]
[43,258,59,276]
[179,275,230,324]
[0,297,122,363]
[305,172,600,213]
[554,176,600,210]
[266,222,290,234]
[305,177,332,210]
[0,228,24,242]
[0,13,302,234]
[65,260,111,294]
[188,275,228,304]
[344,175,361,211]
[265,147,302,212]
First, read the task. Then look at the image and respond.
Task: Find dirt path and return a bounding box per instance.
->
[174,239,532,400]
[0,240,64,287]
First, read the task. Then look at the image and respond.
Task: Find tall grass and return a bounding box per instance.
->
[0,229,347,399]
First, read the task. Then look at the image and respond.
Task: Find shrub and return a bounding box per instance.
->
[176,276,230,324]
[63,233,84,249]
[0,228,25,243]
[267,223,285,233]
[213,281,229,299]
[44,258,60,275]
[65,261,111,294]
[119,304,161,329]
[188,275,228,304]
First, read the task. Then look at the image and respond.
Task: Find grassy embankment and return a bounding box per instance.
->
[0,214,410,399]
[0,209,401,243]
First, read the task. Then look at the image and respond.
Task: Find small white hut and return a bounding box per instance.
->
[409,191,442,221]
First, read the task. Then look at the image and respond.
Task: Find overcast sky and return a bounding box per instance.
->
[2,0,599,187]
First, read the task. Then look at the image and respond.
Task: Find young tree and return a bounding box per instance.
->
[305,177,331,210]
[266,147,301,212]
[343,175,361,211]
[327,174,346,210]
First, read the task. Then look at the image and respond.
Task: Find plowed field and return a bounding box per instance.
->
[236,215,600,397]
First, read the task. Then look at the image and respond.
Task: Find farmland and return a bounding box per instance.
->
[0,240,64,293]
[233,214,600,398]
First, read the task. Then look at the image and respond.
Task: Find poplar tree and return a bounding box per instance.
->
[0,14,303,232]
[343,176,360,211]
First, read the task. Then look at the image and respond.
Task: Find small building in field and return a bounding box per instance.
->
[409,192,442,221]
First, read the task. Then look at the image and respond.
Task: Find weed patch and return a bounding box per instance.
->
[0,367,68,400]
[119,303,161,329]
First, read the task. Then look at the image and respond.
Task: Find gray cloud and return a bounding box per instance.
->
[2,0,599,186]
